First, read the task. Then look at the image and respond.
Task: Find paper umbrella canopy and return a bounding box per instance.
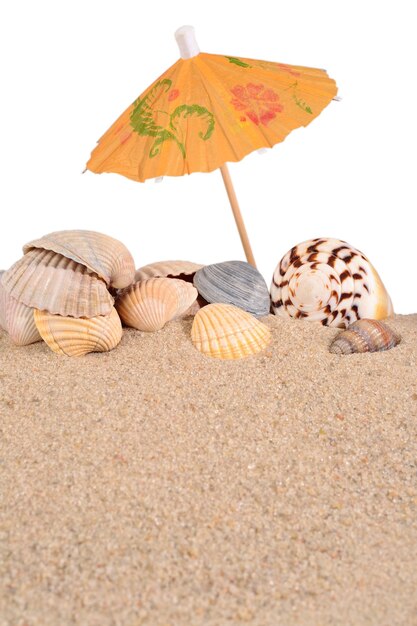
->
[86,26,338,265]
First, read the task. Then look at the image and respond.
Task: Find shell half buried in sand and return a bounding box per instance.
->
[135,260,203,283]
[116,277,198,332]
[329,318,401,354]
[191,302,271,360]
[23,229,135,289]
[34,307,123,357]
[271,238,393,328]
[0,275,41,346]
[1,249,114,318]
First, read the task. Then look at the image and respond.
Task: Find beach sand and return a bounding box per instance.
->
[0,313,416,626]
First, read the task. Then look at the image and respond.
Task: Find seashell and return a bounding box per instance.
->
[191,302,271,360]
[135,260,203,283]
[116,277,198,331]
[193,261,270,317]
[271,238,393,328]
[0,271,6,330]
[0,276,41,345]
[329,319,401,354]
[34,307,123,357]
[1,249,114,318]
[23,230,135,289]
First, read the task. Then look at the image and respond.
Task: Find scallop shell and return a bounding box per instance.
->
[1,249,114,318]
[34,307,123,357]
[191,303,271,360]
[23,230,135,289]
[193,261,270,317]
[0,277,41,345]
[116,277,198,332]
[135,260,203,283]
[329,319,401,354]
[271,238,393,328]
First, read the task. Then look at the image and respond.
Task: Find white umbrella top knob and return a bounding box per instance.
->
[175,25,200,59]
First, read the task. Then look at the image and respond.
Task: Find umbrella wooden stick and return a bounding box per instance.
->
[176,26,257,268]
[219,164,256,268]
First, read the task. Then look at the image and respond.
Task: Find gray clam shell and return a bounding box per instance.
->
[193,261,270,317]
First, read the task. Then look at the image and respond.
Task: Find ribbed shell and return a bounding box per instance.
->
[135,260,203,283]
[193,261,270,317]
[1,249,114,318]
[191,303,271,360]
[23,230,135,289]
[271,238,393,328]
[34,307,123,357]
[0,280,41,346]
[116,277,197,332]
[329,319,401,354]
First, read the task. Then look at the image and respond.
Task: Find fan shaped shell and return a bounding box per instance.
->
[193,261,270,317]
[116,277,197,332]
[271,238,393,328]
[23,230,135,289]
[135,260,203,282]
[1,249,113,318]
[34,307,123,357]
[329,319,401,354]
[0,277,41,345]
[191,302,271,360]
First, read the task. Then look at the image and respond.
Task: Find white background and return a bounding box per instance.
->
[0,1,415,312]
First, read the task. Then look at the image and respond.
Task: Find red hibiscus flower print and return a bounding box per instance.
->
[230,83,283,126]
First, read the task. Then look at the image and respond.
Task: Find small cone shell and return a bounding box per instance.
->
[1,249,113,318]
[116,277,197,332]
[135,260,203,283]
[329,319,401,355]
[34,307,123,357]
[191,303,271,360]
[271,238,393,328]
[23,230,135,289]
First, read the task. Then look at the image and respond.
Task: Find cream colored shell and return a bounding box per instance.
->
[116,277,197,332]
[271,238,393,328]
[191,303,271,360]
[34,307,123,357]
[0,275,41,345]
[135,260,203,282]
[1,249,114,318]
[24,229,135,289]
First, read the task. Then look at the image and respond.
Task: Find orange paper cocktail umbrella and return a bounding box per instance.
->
[86,26,337,267]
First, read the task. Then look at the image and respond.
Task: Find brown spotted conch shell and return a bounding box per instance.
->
[0,271,41,345]
[271,238,393,328]
[135,260,203,283]
[1,249,114,318]
[329,319,401,354]
[116,277,198,332]
[34,307,123,356]
[24,229,135,289]
[191,302,271,360]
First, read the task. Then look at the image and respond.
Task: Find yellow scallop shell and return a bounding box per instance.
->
[191,303,271,360]
[34,307,123,357]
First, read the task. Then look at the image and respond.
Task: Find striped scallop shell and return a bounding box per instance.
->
[271,238,393,328]
[135,260,203,283]
[116,277,197,332]
[191,303,271,360]
[0,276,41,345]
[34,307,123,357]
[193,261,270,317]
[329,319,401,354]
[1,249,113,318]
[24,230,135,289]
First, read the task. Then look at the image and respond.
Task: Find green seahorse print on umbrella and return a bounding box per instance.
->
[130,79,215,158]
